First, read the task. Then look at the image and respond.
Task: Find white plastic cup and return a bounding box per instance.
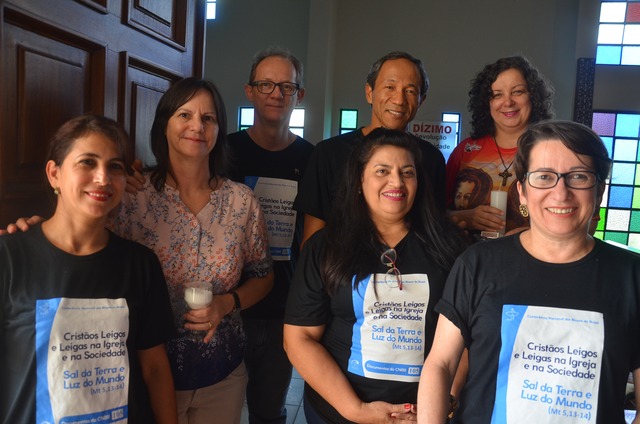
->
[490,190,508,215]
[185,286,213,310]
[481,190,508,239]
[184,282,213,342]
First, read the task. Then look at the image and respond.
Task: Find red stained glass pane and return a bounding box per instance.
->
[627,3,640,22]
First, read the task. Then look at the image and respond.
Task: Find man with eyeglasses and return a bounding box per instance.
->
[294,51,446,247]
[227,47,314,424]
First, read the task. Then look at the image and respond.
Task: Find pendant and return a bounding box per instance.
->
[499,169,512,187]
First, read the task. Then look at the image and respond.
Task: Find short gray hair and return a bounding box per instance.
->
[248,47,304,86]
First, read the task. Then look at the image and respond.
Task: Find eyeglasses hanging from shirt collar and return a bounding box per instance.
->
[380,248,402,291]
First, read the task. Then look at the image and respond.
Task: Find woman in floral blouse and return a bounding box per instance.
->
[110,78,274,424]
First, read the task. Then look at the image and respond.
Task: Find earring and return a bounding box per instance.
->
[53,187,60,196]
[519,204,529,218]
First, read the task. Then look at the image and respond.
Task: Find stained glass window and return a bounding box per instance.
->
[340,109,358,135]
[596,1,640,65]
[238,107,305,137]
[206,1,217,20]
[592,111,640,249]
[442,112,461,146]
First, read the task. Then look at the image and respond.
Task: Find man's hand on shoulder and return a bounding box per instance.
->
[126,159,146,194]
[0,215,44,235]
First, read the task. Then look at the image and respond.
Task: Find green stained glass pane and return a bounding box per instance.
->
[633,188,640,208]
[597,207,607,232]
[604,231,629,244]
[632,211,640,231]
[594,231,604,240]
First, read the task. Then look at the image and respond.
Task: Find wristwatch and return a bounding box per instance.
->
[448,394,458,419]
[229,291,241,314]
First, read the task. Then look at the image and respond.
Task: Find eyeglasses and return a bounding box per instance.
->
[525,171,600,190]
[380,248,402,290]
[249,80,300,96]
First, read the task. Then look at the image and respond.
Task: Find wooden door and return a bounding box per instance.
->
[0,0,205,225]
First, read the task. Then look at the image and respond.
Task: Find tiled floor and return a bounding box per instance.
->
[240,368,307,424]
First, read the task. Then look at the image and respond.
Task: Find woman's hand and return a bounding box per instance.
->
[355,401,417,423]
[449,205,505,232]
[183,293,234,343]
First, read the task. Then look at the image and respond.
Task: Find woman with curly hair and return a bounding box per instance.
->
[446,56,553,238]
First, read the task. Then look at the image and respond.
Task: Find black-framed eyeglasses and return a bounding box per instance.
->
[380,248,402,290]
[249,80,300,96]
[525,171,600,190]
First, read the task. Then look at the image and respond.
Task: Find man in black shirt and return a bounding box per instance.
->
[227,47,313,424]
[294,51,446,246]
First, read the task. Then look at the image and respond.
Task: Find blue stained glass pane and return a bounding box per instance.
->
[608,185,634,208]
[612,162,636,185]
[621,46,640,65]
[613,138,639,161]
[341,110,358,129]
[596,45,622,64]
[616,114,640,137]
[601,136,614,158]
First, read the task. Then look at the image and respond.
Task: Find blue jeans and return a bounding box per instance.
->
[244,318,292,424]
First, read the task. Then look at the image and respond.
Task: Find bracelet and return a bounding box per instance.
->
[448,394,458,419]
[228,291,241,314]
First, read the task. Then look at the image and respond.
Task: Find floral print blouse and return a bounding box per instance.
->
[109,177,272,389]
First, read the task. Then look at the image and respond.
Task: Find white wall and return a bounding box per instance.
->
[204,0,637,144]
[204,0,310,132]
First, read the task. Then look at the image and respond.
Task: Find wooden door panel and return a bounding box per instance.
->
[125,0,186,49]
[0,0,204,226]
[119,53,182,167]
[1,8,107,222]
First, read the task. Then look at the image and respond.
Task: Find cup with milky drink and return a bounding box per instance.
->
[184,281,213,342]
[481,190,508,239]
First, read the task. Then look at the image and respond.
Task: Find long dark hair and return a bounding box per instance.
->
[149,77,229,191]
[468,56,554,139]
[321,128,467,295]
